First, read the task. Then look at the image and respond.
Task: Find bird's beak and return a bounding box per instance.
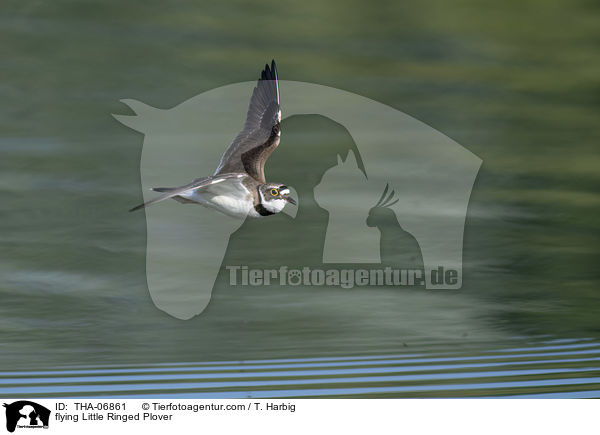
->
[286,196,297,206]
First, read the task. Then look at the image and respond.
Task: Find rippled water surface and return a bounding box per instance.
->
[2,338,600,398]
[1,0,599,397]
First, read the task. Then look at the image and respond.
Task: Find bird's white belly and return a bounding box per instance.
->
[179,184,253,218]
[207,194,253,217]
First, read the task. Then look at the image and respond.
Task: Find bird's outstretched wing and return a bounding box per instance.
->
[129,173,244,212]
[214,60,281,184]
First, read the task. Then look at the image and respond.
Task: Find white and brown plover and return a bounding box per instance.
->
[129,60,296,217]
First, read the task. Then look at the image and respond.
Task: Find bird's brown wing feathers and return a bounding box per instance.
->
[214,60,281,184]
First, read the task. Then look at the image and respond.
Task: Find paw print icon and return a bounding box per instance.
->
[287,269,302,286]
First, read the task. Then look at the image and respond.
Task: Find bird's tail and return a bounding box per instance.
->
[128,187,178,212]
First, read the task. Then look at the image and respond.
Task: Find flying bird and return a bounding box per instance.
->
[129,60,296,217]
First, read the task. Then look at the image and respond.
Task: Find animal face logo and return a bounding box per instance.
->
[116,80,481,319]
[3,401,50,433]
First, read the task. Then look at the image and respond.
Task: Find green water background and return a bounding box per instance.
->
[1,0,599,369]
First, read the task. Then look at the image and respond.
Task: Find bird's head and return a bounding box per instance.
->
[258,183,297,214]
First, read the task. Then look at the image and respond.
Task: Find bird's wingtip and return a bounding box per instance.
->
[271,59,277,77]
[260,59,278,82]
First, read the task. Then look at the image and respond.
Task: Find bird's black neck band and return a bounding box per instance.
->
[254,203,275,216]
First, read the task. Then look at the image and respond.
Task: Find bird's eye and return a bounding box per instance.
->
[270,188,279,196]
